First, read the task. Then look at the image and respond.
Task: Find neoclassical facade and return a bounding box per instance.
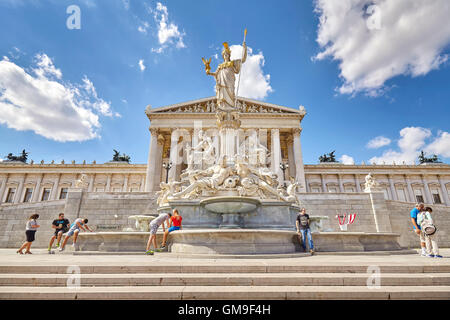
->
[1,97,449,207]
[144,97,307,193]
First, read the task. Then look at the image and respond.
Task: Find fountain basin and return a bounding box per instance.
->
[77,230,403,253]
[169,229,296,254]
[200,196,260,214]
[128,215,157,232]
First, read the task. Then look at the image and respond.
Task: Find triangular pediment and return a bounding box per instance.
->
[146,97,306,116]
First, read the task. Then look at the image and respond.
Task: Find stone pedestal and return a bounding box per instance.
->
[63,188,84,219]
[364,187,393,233]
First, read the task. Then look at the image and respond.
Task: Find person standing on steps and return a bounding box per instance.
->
[17,214,40,254]
[418,207,442,258]
[410,203,427,256]
[145,212,171,255]
[161,209,182,250]
[296,208,315,255]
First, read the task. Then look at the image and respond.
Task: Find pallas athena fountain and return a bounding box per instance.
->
[77,33,403,255]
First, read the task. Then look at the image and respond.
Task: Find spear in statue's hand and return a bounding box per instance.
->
[235,28,247,109]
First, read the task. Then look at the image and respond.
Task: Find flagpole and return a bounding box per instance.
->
[234,28,247,109]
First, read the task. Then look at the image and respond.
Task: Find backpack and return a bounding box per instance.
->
[420,212,437,236]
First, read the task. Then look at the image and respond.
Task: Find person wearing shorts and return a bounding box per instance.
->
[59,218,93,252]
[48,213,70,252]
[161,209,182,250]
[17,214,40,254]
[145,212,171,255]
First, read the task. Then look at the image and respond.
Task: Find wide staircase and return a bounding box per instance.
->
[1,260,450,299]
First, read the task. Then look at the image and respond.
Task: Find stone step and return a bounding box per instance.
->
[1,264,449,274]
[1,273,449,287]
[1,285,450,300]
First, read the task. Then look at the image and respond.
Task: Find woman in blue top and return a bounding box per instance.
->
[410,203,427,256]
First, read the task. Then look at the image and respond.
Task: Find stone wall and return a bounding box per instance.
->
[1,189,449,249]
[299,192,379,233]
[386,200,450,248]
[0,191,157,248]
[0,200,66,248]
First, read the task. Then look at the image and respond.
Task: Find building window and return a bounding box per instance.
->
[113,187,121,192]
[23,188,33,202]
[311,187,321,193]
[432,193,442,204]
[5,188,16,203]
[414,188,424,203]
[95,188,104,192]
[416,195,424,203]
[344,187,355,193]
[328,187,337,193]
[59,188,68,200]
[41,188,51,201]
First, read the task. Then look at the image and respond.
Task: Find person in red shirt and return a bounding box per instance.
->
[161,209,182,250]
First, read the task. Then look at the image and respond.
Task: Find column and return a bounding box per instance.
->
[405,176,415,203]
[321,174,327,193]
[292,128,306,192]
[168,129,180,182]
[422,175,433,204]
[145,128,159,192]
[337,174,344,193]
[271,129,283,186]
[31,174,43,202]
[0,174,9,203]
[193,125,203,168]
[88,174,95,192]
[140,175,145,192]
[106,174,112,192]
[153,133,165,190]
[388,175,398,201]
[259,129,268,167]
[123,174,129,193]
[14,175,26,203]
[286,136,296,179]
[355,174,362,192]
[437,175,450,206]
[50,174,61,200]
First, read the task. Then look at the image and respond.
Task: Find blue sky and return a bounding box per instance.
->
[0,0,449,165]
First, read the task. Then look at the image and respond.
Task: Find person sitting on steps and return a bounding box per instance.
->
[161,209,183,250]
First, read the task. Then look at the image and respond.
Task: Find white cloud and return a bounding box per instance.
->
[151,2,186,53]
[368,127,450,164]
[138,59,146,72]
[425,131,450,158]
[122,0,130,10]
[229,45,273,100]
[33,53,62,79]
[340,154,355,165]
[0,54,117,142]
[366,136,391,149]
[138,21,149,34]
[314,0,450,96]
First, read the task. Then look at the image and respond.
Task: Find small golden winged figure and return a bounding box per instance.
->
[201,57,212,74]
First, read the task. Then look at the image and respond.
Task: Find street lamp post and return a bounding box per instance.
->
[279,162,289,188]
[162,162,173,183]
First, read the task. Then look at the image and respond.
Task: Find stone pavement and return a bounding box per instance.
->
[0,249,449,300]
[1,248,449,267]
